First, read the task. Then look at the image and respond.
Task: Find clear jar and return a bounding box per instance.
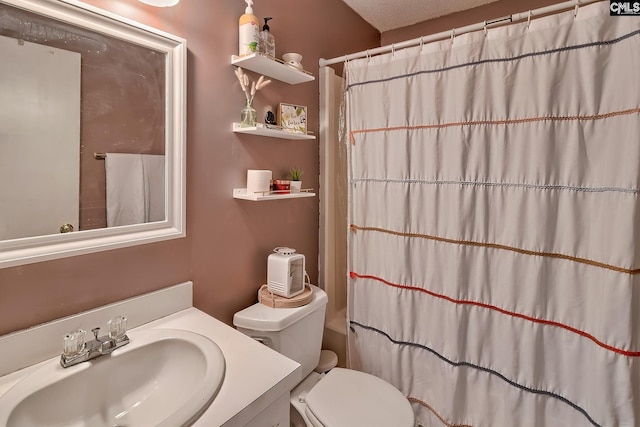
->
[240,100,257,127]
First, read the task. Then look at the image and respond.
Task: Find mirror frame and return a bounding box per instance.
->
[0,0,186,269]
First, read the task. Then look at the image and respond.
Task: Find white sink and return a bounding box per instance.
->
[0,328,225,427]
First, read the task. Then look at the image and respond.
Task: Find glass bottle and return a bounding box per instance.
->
[259,17,275,58]
[240,99,257,127]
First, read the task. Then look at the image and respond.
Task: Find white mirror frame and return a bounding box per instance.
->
[0,0,186,269]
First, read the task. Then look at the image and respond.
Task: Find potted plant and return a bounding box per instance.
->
[288,167,303,193]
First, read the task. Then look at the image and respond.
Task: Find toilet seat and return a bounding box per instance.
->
[303,368,414,427]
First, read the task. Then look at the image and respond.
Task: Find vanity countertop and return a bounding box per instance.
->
[0,282,301,426]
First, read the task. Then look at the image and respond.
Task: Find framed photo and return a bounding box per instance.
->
[278,103,307,134]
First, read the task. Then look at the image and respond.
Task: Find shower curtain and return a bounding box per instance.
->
[345,2,640,426]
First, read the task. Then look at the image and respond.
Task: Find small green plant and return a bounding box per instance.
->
[288,167,303,181]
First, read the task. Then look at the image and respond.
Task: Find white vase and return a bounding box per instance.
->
[290,180,302,193]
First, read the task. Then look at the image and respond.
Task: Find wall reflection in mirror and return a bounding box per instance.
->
[0,2,166,241]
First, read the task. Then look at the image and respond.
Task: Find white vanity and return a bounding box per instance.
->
[0,282,301,426]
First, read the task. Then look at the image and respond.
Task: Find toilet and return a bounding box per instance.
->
[233,285,415,427]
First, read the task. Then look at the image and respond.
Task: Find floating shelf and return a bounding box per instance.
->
[231,53,315,85]
[233,188,316,201]
[233,123,316,140]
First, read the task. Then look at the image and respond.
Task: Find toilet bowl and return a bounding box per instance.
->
[233,285,415,427]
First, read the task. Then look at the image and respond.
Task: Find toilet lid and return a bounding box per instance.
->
[304,368,415,427]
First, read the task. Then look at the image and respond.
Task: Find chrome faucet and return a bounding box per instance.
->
[60,315,130,368]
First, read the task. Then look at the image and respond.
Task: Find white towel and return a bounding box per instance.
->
[106,153,165,227]
[106,153,144,227]
[142,154,165,223]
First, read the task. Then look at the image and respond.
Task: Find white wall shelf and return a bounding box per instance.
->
[231,51,315,202]
[233,188,316,201]
[232,123,315,140]
[231,53,315,85]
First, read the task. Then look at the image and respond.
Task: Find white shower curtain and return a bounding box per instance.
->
[345,2,640,426]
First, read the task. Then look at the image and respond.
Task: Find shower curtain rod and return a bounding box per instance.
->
[318,0,599,67]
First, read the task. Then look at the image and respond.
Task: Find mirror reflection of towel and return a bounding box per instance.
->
[106,153,165,227]
[143,155,165,223]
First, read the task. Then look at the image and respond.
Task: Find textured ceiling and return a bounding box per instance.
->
[341,0,500,32]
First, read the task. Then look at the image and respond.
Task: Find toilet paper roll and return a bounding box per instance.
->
[246,169,272,194]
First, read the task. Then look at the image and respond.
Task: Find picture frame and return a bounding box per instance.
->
[278,103,307,134]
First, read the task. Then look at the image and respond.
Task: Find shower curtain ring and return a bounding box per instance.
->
[450,28,456,45]
[366,50,370,62]
[420,36,424,52]
[483,20,488,36]
[527,10,532,29]
[392,44,395,56]
[574,0,579,17]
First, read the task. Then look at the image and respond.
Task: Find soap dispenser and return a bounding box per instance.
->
[259,17,276,58]
[239,0,259,56]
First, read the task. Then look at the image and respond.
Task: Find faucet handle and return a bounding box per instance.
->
[63,329,86,357]
[108,315,128,340]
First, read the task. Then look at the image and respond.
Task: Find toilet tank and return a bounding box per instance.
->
[233,285,328,379]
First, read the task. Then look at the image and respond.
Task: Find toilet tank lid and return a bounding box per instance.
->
[233,284,328,332]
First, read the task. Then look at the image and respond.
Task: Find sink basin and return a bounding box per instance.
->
[0,329,225,427]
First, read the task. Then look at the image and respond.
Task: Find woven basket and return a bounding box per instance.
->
[258,284,314,308]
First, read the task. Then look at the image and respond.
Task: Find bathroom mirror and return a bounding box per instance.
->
[0,0,186,268]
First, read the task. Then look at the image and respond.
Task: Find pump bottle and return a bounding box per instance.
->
[239,0,259,56]
[259,17,276,58]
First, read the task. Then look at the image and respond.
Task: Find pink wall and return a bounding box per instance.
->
[0,0,379,336]
[78,38,166,231]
